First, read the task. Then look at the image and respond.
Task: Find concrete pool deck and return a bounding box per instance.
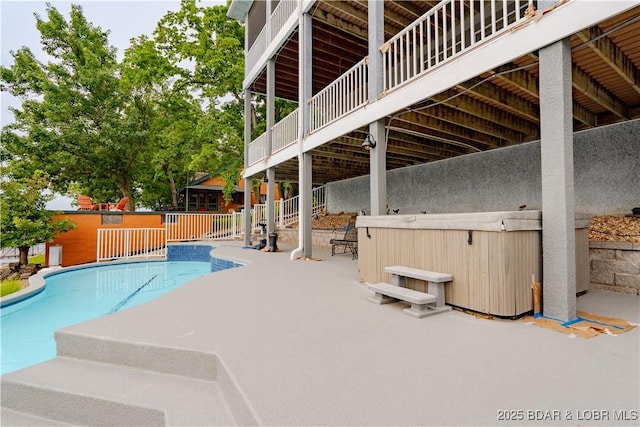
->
[1,241,639,426]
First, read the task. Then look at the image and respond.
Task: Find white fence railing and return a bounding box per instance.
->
[96,228,166,262]
[383,0,535,93]
[248,132,268,165]
[272,108,299,153]
[95,187,326,261]
[246,0,298,75]
[246,25,267,77]
[165,212,242,242]
[310,58,369,132]
[271,0,297,40]
[251,203,267,232]
[249,185,326,231]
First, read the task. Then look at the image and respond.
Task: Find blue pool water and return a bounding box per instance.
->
[0,260,213,375]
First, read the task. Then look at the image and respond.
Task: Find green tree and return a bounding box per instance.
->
[0,4,142,209]
[152,0,248,205]
[0,171,76,266]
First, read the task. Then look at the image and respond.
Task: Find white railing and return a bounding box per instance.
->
[278,185,326,227]
[271,0,297,40]
[251,204,267,231]
[310,58,369,132]
[272,108,299,153]
[246,185,326,231]
[246,25,267,77]
[280,196,299,226]
[311,185,326,216]
[97,228,166,262]
[382,0,535,93]
[165,213,242,242]
[246,1,298,76]
[95,188,327,260]
[248,132,268,165]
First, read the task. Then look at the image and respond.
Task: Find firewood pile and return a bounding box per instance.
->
[589,215,640,243]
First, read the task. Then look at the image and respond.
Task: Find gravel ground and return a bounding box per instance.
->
[589,215,640,243]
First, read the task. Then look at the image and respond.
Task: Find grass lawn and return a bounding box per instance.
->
[29,254,45,264]
[1,278,22,297]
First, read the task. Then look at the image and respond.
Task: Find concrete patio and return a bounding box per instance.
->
[2,241,639,426]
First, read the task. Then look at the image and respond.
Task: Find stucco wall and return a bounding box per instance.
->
[327,120,640,216]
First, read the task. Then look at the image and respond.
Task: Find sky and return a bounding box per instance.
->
[0,0,224,209]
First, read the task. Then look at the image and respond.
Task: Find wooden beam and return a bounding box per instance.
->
[577,25,640,96]
[492,64,596,127]
[572,63,629,119]
[455,78,540,123]
[312,8,368,41]
[415,104,523,143]
[392,115,492,152]
[431,90,539,139]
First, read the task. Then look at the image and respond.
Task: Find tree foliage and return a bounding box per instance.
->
[0,170,76,265]
[1,0,268,211]
[1,5,137,206]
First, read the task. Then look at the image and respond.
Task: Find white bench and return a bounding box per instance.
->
[367,266,452,318]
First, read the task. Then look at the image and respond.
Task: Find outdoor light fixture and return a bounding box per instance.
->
[362,134,376,150]
[262,176,268,183]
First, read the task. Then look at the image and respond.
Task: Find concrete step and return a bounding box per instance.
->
[1,356,234,426]
[0,408,75,426]
[52,330,259,426]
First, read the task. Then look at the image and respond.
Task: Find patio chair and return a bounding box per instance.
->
[77,195,96,211]
[330,222,358,260]
[109,197,129,211]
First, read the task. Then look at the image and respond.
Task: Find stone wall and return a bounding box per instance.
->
[327,120,640,216]
[276,228,338,249]
[590,241,640,295]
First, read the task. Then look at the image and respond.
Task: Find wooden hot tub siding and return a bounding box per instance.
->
[357,212,589,317]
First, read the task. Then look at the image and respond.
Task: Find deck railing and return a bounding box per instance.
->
[246,0,298,76]
[272,108,299,153]
[383,0,535,93]
[248,132,268,165]
[246,25,267,77]
[95,187,325,261]
[165,212,242,242]
[96,228,166,262]
[271,0,297,40]
[249,185,326,230]
[310,58,369,132]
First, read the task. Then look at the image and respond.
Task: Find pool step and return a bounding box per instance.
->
[0,356,234,426]
[0,408,74,426]
[1,332,259,426]
[52,330,259,425]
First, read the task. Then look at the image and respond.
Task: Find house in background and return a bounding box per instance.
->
[178,173,281,212]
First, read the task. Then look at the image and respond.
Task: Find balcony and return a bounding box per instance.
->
[243,1,640,185]
[245,0,299,79]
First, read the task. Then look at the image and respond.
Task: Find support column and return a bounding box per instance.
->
[369,120,386,215]
[540,37,576,322]
[368,0,386,216]
[294,10,313,259]
[266,58,276,235]
[301,152,313,258]
[266,168,275,234]
[243,90,253,246]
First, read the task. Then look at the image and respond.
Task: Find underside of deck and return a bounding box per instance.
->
[247,1,640,184]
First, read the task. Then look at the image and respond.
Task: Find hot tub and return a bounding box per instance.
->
[356,211,590,317]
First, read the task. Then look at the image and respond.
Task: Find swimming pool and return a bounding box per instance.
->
[0,260,214,375]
